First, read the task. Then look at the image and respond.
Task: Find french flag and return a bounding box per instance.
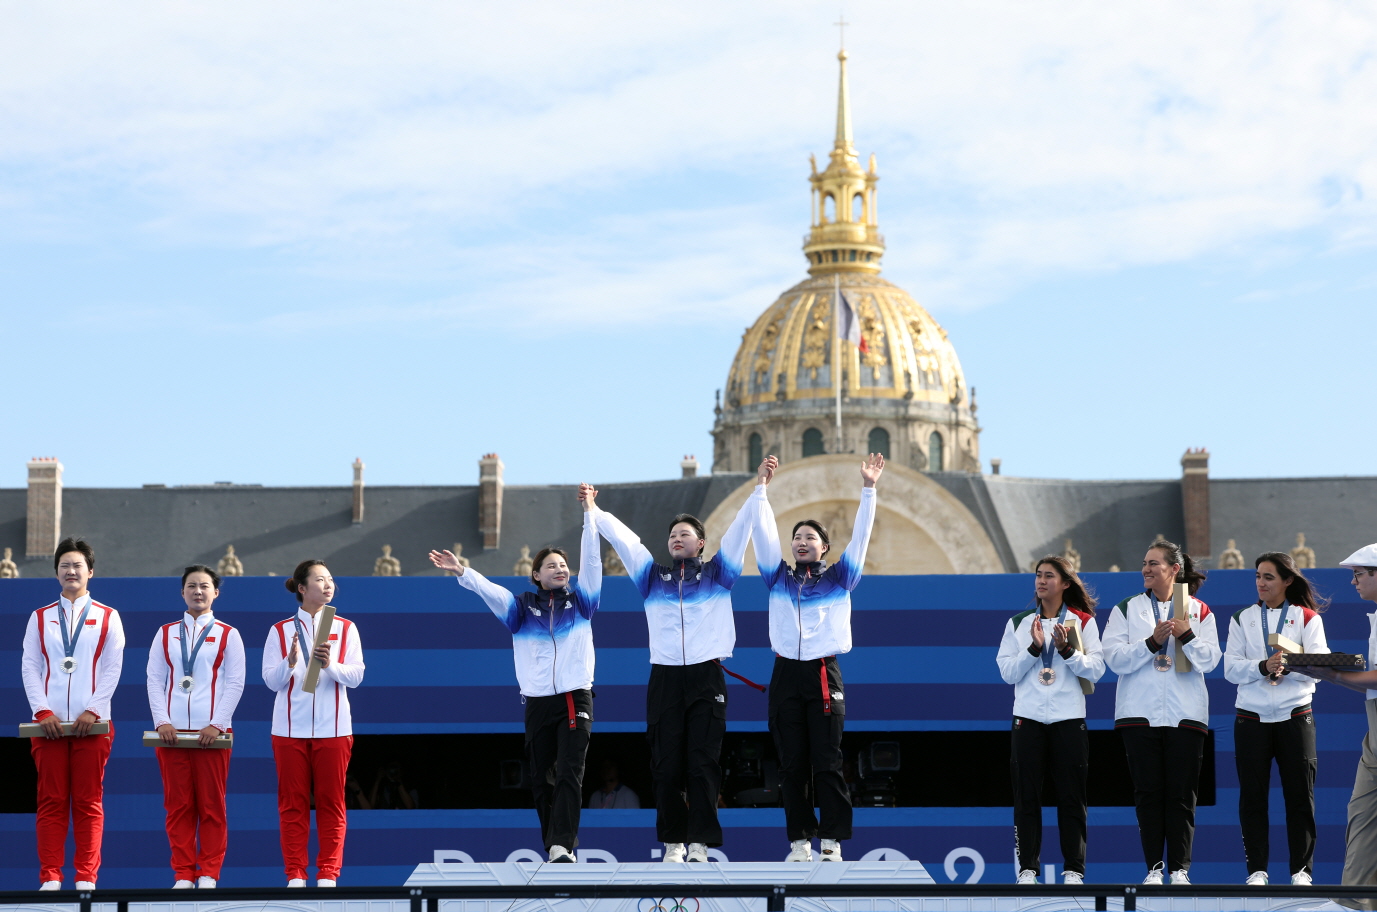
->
[838,290,869,354]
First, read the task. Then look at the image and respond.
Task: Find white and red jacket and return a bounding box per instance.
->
[21,594,125,723]
[1224,602,1328,722]
[996,606,1106,724]
[262,608,365,738]
[146,611,246,732]
[1104,591,1221,730]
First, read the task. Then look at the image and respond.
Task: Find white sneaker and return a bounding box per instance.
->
[819,839,842,862]
[173,880,195,889]
[1246,871,1269,886]
[547,845,575,863]
[686,843,709,863]
[317,879,337,887]
[662,843,686,863]
[287,879,306,887]
[74,882,95,890]
[1143,864,1165,885]
[39,882,61,892]
[1169,869,1191,885]
[1063,871,1083,885]
[786,840,813,862]
[197,877,216,889]
[1016,869,1039,885]
[1292,871,1314,886]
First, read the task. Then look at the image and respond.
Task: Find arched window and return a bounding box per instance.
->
[823,194,836,223]
[927,431,944,472]
[868,427,891,459]
[802,428,826,457]
[852,193,864,221]
[748,433,763,471]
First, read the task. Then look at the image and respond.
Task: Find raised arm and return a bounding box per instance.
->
[592,507,655,597]
[573,483,603,617]
[714,481,770,590]
[751,457,785,583]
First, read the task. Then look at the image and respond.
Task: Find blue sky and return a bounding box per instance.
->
[1,2,1374,490]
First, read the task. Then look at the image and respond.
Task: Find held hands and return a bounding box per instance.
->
[198,725,222,748]
[38,715,65,740]
[1169,618,1192,638]
[1052,624,1068,651]
[578,483,599,512]
[861,453,885,488]
[1151,619,1175,647]
[313,643,331,669]
[1264,650,1287,677]
[157,723,178,745]
[428,550,466,577]
[758,455,778,486]
[1030,619,1045,649]
[287,636,300,668]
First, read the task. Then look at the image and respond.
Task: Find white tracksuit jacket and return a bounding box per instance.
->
[147,611,247,732]
[262,608,365,738]
[1104,590,1221,729]
[22,594,126,723]
[996,606,1106,724]
[1223,602,1328,722]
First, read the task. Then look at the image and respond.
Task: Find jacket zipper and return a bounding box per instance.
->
[795,568,806,660]
[678,565,687,665]
[547,593,558,694]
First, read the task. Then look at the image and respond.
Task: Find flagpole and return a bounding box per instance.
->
[834,272,842,454]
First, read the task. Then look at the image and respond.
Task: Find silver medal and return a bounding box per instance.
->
[1038,667,1055,685]
[60,656,78,674]
[179,675,195,693]
[1153,653,1172,672]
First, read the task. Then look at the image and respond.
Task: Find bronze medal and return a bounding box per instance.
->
[1153,653,1172,672]
[1038,667,1055,685]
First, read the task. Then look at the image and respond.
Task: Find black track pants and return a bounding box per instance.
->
[1119,723,1206,873]
[1010,716,1089,874]
[769,656,852,842]
[1235,705,1318,876]
[646,662,726,846]
[525,689,592,852]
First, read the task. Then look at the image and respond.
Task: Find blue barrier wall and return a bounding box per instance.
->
[0,569,1371,887]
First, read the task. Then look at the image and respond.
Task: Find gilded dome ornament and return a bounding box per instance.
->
[711,47,979,475]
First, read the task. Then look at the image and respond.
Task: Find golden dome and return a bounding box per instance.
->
[723,273,969,409]
[711,47,979,476]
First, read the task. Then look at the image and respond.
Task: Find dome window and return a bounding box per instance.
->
[748,433,763,471]
[927,431,944,472]
[802,428,826,458]
[868,427,891,459]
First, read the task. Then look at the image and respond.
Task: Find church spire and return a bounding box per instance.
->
[803,46,884,276]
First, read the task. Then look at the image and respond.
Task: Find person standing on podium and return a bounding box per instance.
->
[996,555,1105,886]
[21,537,125,892]
[146,564,246,889]
[592,461,768,863]
[262,560,366,888]
[429,483,603,864]
[751,453,883,863]
[1103,539,1219,886]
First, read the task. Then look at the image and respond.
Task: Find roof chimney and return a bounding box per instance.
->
[26,458,63,559]
[1181,448,1210,559]
[479,453,504,551]
[352,458,365,524]
[681,455,699,479]
[990,458,1002,476]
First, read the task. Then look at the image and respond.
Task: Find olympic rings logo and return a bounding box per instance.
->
[639,898,700,912]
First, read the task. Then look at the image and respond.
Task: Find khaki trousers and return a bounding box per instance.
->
[1338,700,1377,910]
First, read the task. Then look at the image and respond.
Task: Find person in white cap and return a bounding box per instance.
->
[1292,543,1377,911]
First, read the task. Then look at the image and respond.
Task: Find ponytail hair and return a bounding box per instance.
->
[1034,555,1098,616]
[286,559,329,602]
[1255,551,1329,611]
[1148,539,1207,595]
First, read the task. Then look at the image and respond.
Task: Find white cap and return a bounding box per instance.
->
[1339,543,1377,568]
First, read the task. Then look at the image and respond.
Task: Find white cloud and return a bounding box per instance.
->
[1,1,1375,324]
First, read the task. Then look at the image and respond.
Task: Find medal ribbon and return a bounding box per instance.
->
[1041,604,1069,674]
[1259,600,1290,664]
[1148,592,1172,655]
[292,616,314,666]
[57,598,93,662]
[179,617,215,681]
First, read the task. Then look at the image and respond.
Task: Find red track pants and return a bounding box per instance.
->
[156,743,232,881]
[272,735,352,881]
[30,725,114,884]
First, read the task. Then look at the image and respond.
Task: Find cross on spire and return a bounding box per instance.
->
[835,15,849,51]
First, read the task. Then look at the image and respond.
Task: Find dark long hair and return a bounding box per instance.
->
[531,546,569,589]
[1255,551,1329,611]
[1034,555,1098,616]
[1147,539,1207,595]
